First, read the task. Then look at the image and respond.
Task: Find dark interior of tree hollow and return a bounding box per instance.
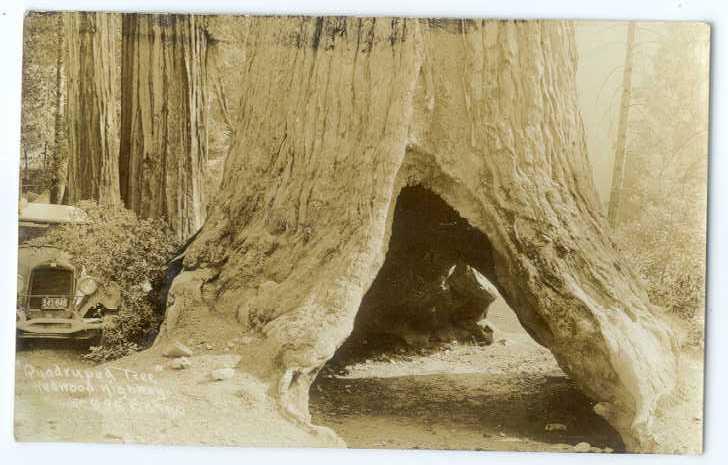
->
[331,185,502,362]
[314,186,625,452]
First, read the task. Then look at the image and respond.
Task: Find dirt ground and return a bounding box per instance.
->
[310,299,624,452]
[14,335,331,448]
[13,299,701,453]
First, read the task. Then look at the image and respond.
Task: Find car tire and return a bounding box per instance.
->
[15,337,28,351]
[89,330,105,348]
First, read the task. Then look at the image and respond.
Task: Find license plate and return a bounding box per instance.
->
[41,297,68,309]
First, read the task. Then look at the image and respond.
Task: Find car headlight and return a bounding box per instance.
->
[78,276,98,296]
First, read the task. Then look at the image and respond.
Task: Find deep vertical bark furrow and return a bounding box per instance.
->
[63,12,121,205]
[165,18,678,452]
[119,14,207,240]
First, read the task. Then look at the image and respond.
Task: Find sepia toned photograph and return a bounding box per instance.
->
[14,11,709,455]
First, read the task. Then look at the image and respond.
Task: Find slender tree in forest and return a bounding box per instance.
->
[50,13,66,204]
[63,12,121,206]
[119,14,208,240]
[158,18,680,452]
[607,22,637,226]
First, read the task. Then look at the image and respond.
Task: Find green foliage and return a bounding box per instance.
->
[27,201,182,361]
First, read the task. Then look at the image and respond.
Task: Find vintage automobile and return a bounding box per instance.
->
[17,202,121,343]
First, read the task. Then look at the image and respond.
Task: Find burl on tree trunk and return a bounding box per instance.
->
[158,18,679,451]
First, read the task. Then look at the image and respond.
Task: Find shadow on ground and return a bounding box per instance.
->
[311,367,624,452]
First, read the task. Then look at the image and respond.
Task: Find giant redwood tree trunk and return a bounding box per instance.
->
[158,17,679,452]
[119,14,208,240]
[63,12,120,205]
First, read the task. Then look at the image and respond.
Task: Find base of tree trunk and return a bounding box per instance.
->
[159,167,679,452]
[157,18,682,453]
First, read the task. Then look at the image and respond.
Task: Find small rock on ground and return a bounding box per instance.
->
[574,441,591,452]
[169,357,191,370]
[211,368,235,381]
[545,423,567,432]
[239,335,256,345]
[163,341,193,358]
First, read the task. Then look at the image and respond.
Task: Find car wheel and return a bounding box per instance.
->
[89,330,105,348]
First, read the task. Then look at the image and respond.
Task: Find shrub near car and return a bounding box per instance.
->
[17,202,120,343]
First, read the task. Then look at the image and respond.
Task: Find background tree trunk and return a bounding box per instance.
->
[63,12,121,206]
[160,18,678,452]
[119,14,208,240]
[50,14,67,204]
[607,22,636,226]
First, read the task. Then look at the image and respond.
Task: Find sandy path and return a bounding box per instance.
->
[310,299,624,452]
[14,301,630,452]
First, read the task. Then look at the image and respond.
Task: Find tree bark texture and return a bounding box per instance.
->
[119,14,208,240]
[159,17,679,452]
[63,12,120,206]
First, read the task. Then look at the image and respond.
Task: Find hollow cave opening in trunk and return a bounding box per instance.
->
[310,185,625,452]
